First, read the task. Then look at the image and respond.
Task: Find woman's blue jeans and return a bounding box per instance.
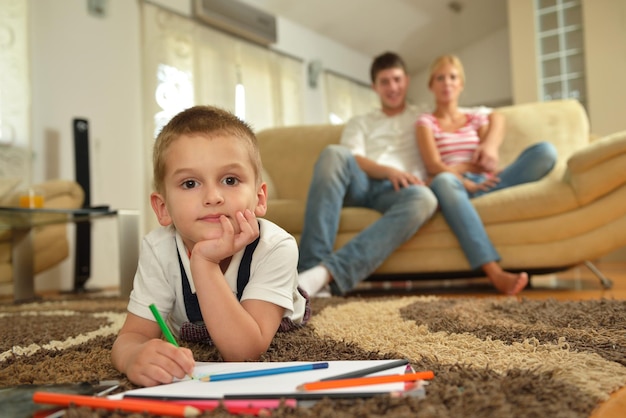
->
[429,141,558,270]
[298,145,438,294]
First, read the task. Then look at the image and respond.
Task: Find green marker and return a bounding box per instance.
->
[149,303,179,347]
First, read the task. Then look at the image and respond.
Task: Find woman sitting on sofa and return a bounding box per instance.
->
[416,54,557,295]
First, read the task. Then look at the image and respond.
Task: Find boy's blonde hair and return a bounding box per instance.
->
[428,54,466,88]
[153,105,262,195]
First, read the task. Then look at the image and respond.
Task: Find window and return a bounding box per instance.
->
[535,0,587,107]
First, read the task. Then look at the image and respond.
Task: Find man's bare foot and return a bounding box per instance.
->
[482,262,529,295]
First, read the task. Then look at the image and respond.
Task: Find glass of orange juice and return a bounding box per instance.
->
[19,188,45,208]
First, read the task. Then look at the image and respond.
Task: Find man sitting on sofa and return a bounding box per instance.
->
[297,52,439,297]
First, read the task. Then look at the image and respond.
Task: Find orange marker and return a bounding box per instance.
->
[33,392,201,417]
[297,371,435,391]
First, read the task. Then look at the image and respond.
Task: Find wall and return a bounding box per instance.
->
[507,0,540,105]
[271,18,373,124]
[29,0,143,292]
[582,0,626,137]
[408,27,512,109]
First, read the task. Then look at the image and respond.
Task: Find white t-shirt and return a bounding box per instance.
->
[339,105,493,182]
[127,218,306,336]
[340,105,427,181]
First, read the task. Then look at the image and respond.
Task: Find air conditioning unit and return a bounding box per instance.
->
[193,0,277,46]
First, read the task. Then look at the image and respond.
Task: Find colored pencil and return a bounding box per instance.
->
[149,303,179,347]
[32,392,201,417]
[149,303,195,380]
[171,398,297,409]
[199,362,329,382]
[319,359,410,381]
[297,371,435,391]
[171,398,297,415]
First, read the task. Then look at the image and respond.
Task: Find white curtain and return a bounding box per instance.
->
[0,0,31,183]
[0,0,30,147]
[141,2,304,136]
[323,71,378,125]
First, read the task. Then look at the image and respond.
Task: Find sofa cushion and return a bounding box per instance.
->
[258,124,344,200]
[470,171,579,223]
[263,199,306,234]
[497,99,589,166]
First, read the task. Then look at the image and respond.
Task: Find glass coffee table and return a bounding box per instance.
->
[0,206,139,303]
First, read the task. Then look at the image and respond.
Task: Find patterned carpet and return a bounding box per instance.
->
[1,295,625,417]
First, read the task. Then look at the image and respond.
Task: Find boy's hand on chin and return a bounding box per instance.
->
[193,210,259,264]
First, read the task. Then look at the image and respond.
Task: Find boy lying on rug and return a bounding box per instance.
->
[111,106,309,387]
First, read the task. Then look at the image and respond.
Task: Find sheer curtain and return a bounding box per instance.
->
[196,35,304,131]
[323,71,378,125]
[141,2,304,230]
[142,2,303,133]
[0,0,31,183]
[0,0,29,147]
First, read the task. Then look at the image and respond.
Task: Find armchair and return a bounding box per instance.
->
[0,146,84,296]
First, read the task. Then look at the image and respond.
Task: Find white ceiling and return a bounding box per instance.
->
[244,0,509,73]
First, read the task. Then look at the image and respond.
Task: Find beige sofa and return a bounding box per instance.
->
[0,145,84,295]
[257,99,626,284]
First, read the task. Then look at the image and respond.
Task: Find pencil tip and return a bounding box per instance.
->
[184,406,202,417]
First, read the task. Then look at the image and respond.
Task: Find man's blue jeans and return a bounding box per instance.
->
[298,145,438,294]
[429,141,558,270]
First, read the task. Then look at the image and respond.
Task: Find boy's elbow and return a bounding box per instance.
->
[220,341,268,362]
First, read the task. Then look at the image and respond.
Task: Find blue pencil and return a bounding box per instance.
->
[199,362,329,382]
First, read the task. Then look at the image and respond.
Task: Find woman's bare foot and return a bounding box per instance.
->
[483,262,529,295]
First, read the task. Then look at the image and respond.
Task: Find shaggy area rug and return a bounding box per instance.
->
[1,295,626,417]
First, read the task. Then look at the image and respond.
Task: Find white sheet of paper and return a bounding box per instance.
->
[113,359,411,400]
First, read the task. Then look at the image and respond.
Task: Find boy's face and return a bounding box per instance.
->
[151,134,267,251]
[372,67,409,115]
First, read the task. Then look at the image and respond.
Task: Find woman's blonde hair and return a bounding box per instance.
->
[428,54,465,88]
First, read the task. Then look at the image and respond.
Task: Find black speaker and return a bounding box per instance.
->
[73,118,91,291]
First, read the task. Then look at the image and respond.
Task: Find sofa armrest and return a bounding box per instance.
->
[38,179,85,209]
[4,179,84,209]
[565,130,626,205]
